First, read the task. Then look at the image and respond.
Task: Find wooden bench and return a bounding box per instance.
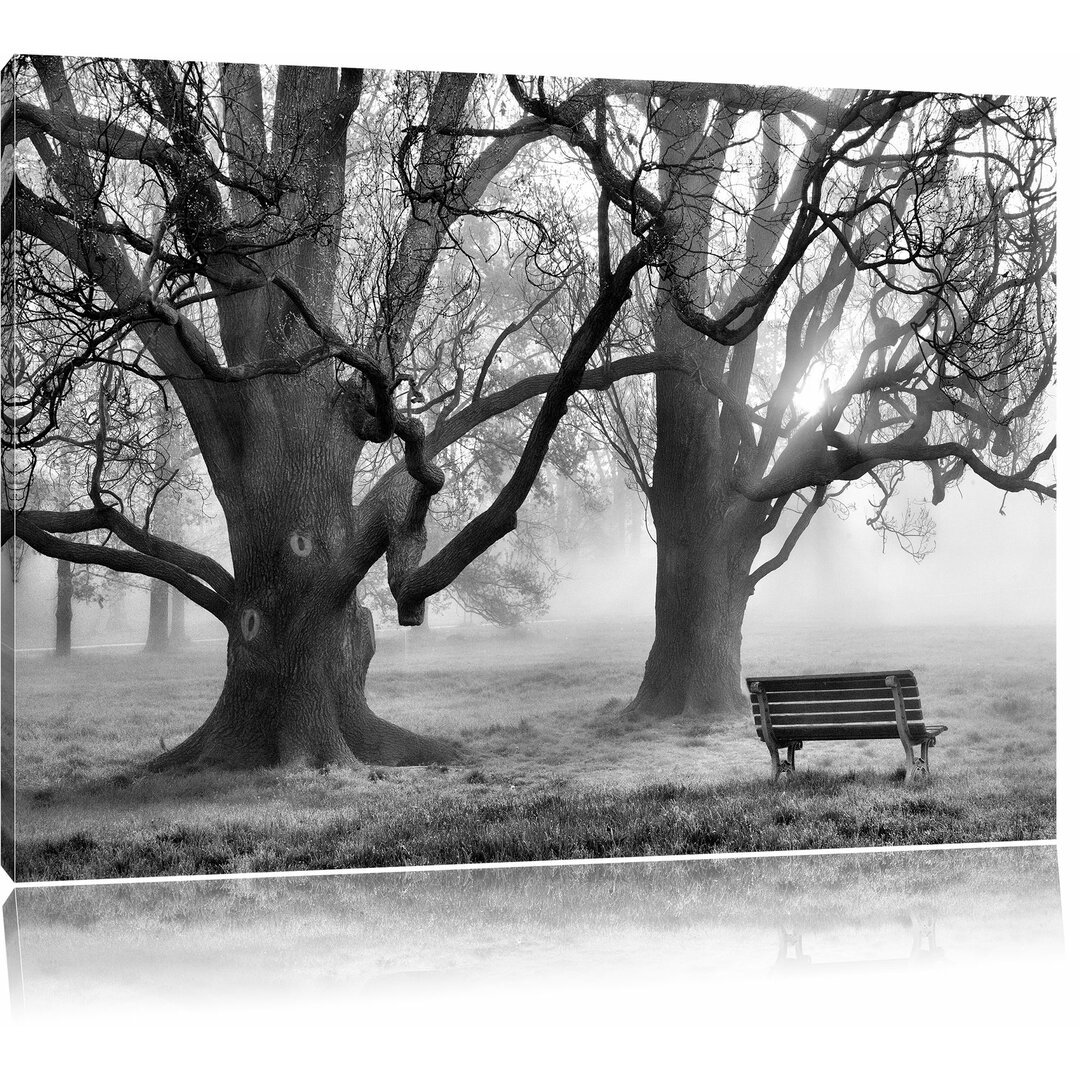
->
[746,669,946,784]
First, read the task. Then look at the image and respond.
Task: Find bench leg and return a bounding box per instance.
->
[772,745,796,783]
[902,739,915,781]
[904,742,930,785]
[768,745,795,781]
[768,744,781,781]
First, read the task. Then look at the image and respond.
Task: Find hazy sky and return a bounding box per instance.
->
[750,478,1055,627]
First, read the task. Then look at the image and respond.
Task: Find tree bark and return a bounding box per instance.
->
[144,578,170,653]
[54,559,72,658]
[150,378,458,770]
[151,594,454,770]
[628,514,760,716]
[629,100,754,718]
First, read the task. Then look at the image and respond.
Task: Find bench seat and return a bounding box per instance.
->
[746,669,946,783]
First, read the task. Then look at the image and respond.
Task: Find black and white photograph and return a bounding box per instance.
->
[0,40,1059,883]
[0,4,1075,1074]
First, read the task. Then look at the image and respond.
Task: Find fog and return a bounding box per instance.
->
[8,465,1054,656]
[551,478,1054,631]
[759,481,1056,629]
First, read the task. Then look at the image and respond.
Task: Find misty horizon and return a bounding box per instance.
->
[11,463,1055,653]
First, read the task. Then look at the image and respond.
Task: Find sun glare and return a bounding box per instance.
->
[793,369,828,416]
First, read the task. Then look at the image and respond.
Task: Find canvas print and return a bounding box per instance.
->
[0,58,1056,881]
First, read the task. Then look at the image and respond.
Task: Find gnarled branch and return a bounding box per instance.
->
[6,512,232,623]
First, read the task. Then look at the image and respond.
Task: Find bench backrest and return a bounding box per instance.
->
[746,670,925,742]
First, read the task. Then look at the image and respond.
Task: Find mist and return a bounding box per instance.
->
[547,477,1055,633]
[9,466,1054,657]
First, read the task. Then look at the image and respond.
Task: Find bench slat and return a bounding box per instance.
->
[746,670,916,693]
[758,686,920,704]
[755,722,946,743]
[752,699,923,719]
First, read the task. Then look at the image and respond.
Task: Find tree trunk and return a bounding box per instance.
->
[169,586,189,647]
[54,558,72,658]
[628,517,758,716]
[630,352,766,716]
[151,595,455,770]
[144,578,170,653]
[628,99,759,719]
[148,72,467,772]
[150,380,458,771]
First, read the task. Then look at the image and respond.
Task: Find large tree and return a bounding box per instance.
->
[3,60,599,768]
[505,81,1056,715]
[1,60,794,769]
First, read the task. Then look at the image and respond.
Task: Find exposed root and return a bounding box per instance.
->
[147,703,462,773]
[341,706,463,767]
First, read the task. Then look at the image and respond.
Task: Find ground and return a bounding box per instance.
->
[11,619,1055,880]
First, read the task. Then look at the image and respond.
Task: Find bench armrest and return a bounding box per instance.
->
[885,674,916,752]
[749,681,780,755]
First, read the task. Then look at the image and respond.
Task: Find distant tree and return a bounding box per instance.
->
[139,402,207,652]
[8,406,131,656]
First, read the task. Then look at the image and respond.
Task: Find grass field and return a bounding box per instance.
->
[10,619,1055,880]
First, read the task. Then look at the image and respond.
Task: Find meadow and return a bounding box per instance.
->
[10,619,1056,880]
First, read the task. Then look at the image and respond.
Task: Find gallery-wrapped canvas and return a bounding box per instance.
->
[0,57,1056,881]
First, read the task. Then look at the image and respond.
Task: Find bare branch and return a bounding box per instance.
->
[1,505,234,599]
[749,486,826,587]
[6,512,231,623]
